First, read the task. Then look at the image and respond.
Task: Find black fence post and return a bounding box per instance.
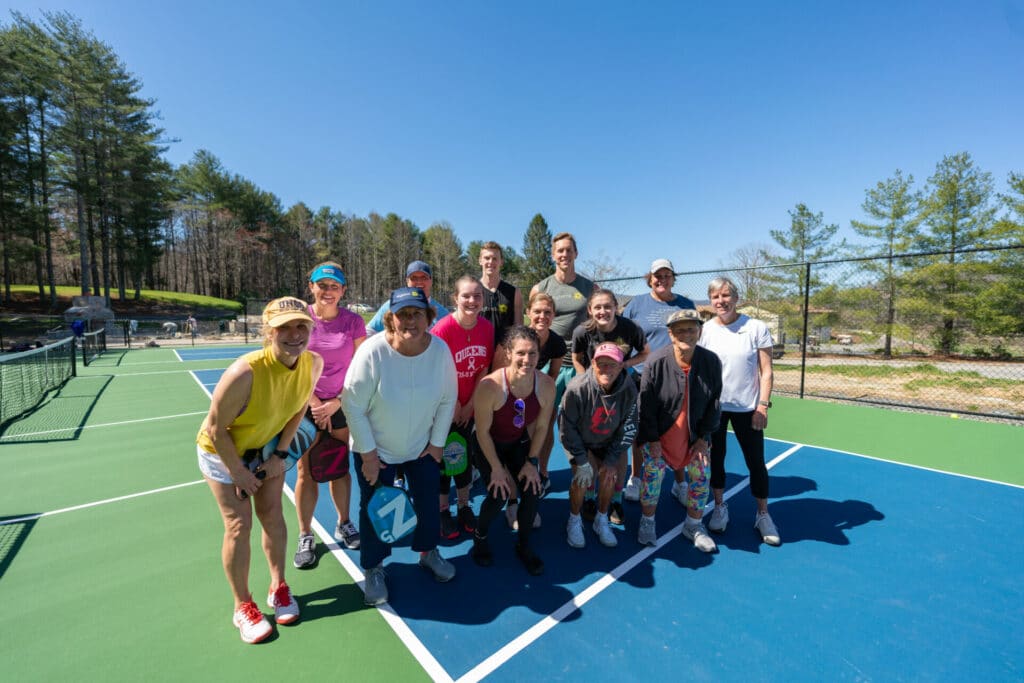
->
[799,261,811,399]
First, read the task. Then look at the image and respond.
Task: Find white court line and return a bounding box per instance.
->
[454,442,804,683]
[0,480,205,526]
[173,349,184,362]
[0,411,207,441]
[764,436,1024,490]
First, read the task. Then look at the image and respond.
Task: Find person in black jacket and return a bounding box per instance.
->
[635,309,722,552]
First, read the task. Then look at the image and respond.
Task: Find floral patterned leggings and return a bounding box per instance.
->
[639,443,709,515]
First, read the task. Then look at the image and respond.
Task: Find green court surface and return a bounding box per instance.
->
[0,346,1019,681]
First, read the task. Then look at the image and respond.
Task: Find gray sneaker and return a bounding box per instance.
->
[637,515,657,546]
[335,520,361,549]
[755,511,781,546]
[593,514,618,547]
[566,514,585,548]
[419,548,456,582]
[708,502,729,533]
[293,533,316,568]
[682,521,717,553]
[363,565,388,606]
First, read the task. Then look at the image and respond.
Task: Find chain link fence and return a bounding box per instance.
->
[595,246,1024,422]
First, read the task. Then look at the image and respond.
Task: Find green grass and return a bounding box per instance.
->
[7,284,242,313]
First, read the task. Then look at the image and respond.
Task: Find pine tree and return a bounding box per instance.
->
[521,213,552,286]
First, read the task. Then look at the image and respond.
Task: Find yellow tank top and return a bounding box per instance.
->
[196,346,314,454]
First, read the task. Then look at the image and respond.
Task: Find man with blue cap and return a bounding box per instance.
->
[365,260,450,336]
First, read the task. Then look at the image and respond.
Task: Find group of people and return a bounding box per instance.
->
[195,233,781,644]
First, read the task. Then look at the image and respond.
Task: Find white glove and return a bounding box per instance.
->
[572,461,594,489]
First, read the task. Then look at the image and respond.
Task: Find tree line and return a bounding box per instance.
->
[2,12,1023,359]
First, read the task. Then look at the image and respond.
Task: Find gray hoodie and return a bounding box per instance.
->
[558,367,638,465]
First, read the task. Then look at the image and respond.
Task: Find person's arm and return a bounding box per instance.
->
[547,355,563,379]
[694,351,723,442]
[557,385,588,465]
[472,378,515,498]
[341,344,379,455]
[365,303,386,337]
[753,346,774,430]
[636,358,660,445]
[625,342,650,370]
[204,359,259,495]
[427,343,458,457]
[526,373,556,462]
[570,325,588,374]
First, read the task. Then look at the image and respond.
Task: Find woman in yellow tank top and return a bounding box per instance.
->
[195,297,323,644]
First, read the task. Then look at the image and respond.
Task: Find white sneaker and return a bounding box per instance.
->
[506,502,519,530]
[566,515,585,548]
[671,480,688,506]
[708,502,729,533]
[755,511,781,546]
[233,600,272,644]
[623,475,640,502]
[593,514,618,547]
[637,515,657,546]
[682,521,717,553]
[267,582,300,625]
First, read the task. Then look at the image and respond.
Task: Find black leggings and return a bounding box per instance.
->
[476,437,540,548]
[710,410,769,500]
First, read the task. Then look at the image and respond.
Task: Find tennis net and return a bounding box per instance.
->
[0,337,76,428]
[81,328,107,366]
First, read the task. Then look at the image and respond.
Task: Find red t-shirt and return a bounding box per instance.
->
[432,314,494,405]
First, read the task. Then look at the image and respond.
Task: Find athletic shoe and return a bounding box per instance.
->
[609,501,626,526]
[682,521,717,553]
[566,515,585,549]
[505,501,519,529]
[516,543,544,576]
[293,533,316,569]
[671,480,688,506]
[581,498,598,522]
[335,520,361,550]
[419,548,456,582]
[233,600,272,644]
[593,514,618,547]
[470,534,493,567]
[755,511,781,546]
[440,510,460,540]
[623,475,640,502]
[363,566,388,606]
[708,502,729,533]
[267,582,300,625]
[637,515,657,546]
[457,506,477,534]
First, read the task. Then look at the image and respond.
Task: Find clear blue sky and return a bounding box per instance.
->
[8,1,1024,277]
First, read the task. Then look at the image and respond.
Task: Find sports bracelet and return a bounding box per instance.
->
[272,449,289,460]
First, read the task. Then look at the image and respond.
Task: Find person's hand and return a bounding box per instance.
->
[311,397,340,430]
[260,454,287,480]
[232,463,264,500]
[689,439,710,469]
[572,461,594,489]
[488,466,514,500]
[361,452,382,486]
[422,443,442,463]
[518,460,542,495]
[752,406,768,431]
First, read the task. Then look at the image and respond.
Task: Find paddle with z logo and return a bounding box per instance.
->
[367,481,418,544]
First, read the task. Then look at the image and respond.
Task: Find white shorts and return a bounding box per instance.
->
[197,445,234,485]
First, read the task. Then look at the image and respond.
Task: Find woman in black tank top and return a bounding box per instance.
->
[470,326,556,575]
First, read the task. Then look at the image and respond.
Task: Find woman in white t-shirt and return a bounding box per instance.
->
[697,276,780,547]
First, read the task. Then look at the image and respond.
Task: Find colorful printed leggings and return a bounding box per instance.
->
[639,443,709,514]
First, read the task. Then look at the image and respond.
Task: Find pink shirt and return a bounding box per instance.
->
[307,305,366,399]
[432,314,494,406]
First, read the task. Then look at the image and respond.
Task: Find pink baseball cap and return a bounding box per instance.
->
[593,342,624,363]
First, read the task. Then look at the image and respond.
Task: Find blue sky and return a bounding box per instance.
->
[7,1,1024,277]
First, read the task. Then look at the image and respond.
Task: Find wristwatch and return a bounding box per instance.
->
[272,448,289,460]
[758,400,772,408]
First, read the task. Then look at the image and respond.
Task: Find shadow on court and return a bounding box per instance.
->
[299,583,372,622]
[0,375,112,443]
[0,517,38,580]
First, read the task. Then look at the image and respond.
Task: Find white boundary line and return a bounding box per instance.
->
[764,436,1024,490]
[453,442,804,683]
[0,480,205,526]
[173,349,184,362]
[0,411,208,441]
